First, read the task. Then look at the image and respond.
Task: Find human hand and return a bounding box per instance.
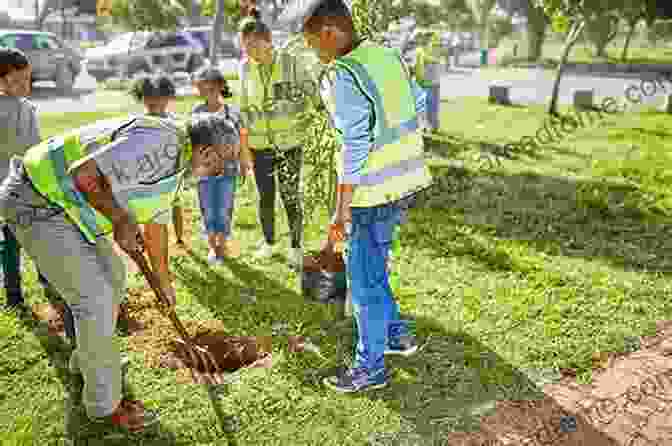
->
[113,215,141,255]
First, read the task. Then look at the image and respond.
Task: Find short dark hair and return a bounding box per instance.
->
[191,66,233,98]
[303,0,353,34]
[188,113,239,147]
[129,73,176,102]
[240,18,271,40]
[0,48,30,78]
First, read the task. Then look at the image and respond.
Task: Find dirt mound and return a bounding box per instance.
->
[171,332,271,373]
[445,320,672,445]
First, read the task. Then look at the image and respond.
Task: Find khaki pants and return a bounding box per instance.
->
[0,157,125,418]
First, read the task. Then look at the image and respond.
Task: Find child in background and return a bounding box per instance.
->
[0,47,68,319]
[127,73,181,304]
[189,113,242,264]
[191,66,253,256]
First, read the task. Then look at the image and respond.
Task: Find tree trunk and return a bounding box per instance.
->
[621,18,639,62]
[548,20,585,116]
[210,0,225,65]
[525,4,547,61]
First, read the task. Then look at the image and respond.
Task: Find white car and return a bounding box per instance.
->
[85,30,207,81]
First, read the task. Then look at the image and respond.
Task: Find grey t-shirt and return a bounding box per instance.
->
[191,102,241,177]
[0,95,40,181]
[83,115,186,226]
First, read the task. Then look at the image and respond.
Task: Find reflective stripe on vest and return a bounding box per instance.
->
[332,42,433,207]
[23,116,188,245]
[241,51,307,150]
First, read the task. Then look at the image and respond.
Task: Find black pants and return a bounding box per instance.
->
[252,146,303,249]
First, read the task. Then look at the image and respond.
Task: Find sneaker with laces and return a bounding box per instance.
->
[385,322,419,356]
[92,398,160,433]
[385,335,419,356]
[323,367,388,393]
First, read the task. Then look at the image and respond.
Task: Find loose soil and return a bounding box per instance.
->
[100,204,672,443]
[445,320,672,445]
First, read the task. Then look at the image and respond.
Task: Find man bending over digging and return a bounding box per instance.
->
[0,109,235,432]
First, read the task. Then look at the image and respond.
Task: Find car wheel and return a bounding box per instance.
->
[55,65,75,92]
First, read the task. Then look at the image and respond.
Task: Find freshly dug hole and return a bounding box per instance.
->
[170,332,272,373]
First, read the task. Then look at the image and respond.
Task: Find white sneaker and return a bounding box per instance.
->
[252,240,274,259]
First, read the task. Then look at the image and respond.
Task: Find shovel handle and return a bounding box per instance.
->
[127,243,193,344]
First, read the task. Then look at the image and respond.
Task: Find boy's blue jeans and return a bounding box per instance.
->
[424,85,441,131]
[346,201,410,372]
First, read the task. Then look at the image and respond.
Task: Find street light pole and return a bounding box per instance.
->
[61,0,66,40]
[210,0,225,65]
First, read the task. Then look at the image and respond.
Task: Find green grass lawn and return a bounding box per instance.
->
[495,36,672,68]
[3,98,672,445]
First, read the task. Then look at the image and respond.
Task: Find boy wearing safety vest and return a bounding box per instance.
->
[414,32,442,133]
[279,0,433,392]
[239,17,314,268]
[0,110,227,430]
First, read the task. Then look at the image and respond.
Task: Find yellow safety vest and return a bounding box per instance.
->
[327,41,433,208]
[240,49,312,150]
[22,115,191,245]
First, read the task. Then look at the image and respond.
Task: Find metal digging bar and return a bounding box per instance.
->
[127,239,239,443]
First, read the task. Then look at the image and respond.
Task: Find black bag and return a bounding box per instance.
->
[302,270,347,303]
[302,251,347,304]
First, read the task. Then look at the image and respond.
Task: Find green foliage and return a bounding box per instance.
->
[109,0,186,30]
[201,0,241,23]
[488,15,514,47]
[647,19,672,44]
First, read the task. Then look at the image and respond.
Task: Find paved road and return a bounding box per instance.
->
[33,56,667,116]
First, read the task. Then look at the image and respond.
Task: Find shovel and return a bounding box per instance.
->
[127,237,251,442]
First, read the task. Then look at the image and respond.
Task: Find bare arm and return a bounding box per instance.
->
[73,158,133,225]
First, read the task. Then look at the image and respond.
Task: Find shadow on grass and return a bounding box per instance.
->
[287,311,620,444]
[168,222,626,443]
[425,133,544,163]
[11,311,180,446]
[176,246,303,309]
[415,168,672,274]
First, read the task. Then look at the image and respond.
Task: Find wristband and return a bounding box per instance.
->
[337,184,354,193]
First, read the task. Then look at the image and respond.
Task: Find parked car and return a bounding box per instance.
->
[85,30,207,81]
[0,29,83,91]
[183,26,240,58]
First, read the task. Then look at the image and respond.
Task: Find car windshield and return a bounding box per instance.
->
[188,31,209,46]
